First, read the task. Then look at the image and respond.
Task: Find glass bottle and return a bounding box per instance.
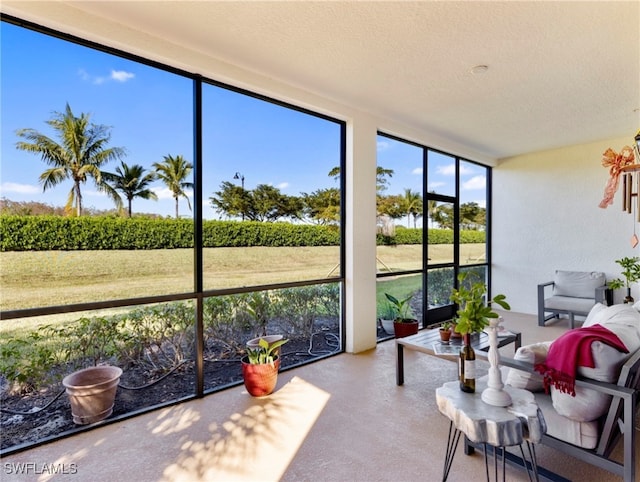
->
[459,333,476,393]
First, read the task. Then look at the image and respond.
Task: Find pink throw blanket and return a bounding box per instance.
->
[534,324,628,396]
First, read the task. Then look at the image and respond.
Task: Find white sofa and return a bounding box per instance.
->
[501,303,640,482]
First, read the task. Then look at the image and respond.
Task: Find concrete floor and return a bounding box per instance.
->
[1,311,637,481]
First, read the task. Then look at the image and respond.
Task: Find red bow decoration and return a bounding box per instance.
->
[599,146,635,208]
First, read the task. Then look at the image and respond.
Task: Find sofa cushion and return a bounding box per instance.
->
[584,302,607,325]
[505,341,551,391]
[582,303,640,352]
[550,340,621,422]
[549,304,640,422]
[552,270,605,299]
[534,393,599,449]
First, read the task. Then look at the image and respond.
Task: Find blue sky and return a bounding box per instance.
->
[1,21,485,220]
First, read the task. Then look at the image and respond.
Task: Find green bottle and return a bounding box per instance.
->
[459,333,476,393]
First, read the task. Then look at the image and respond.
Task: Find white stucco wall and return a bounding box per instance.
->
[493,136,638,314]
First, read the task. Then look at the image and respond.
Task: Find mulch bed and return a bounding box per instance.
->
[0,333,340,453]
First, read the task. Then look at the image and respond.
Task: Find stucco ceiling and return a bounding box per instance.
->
[2,1,639,162]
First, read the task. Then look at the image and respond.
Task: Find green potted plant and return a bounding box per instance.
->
[450,272,511,337]
[439,320,452,343]
[378,302,398,335]
[384,292,419,338]
[241,337,288,397]
[608,256,640,304]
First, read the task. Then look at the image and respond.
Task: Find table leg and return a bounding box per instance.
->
[442,422,461,482]
[396,342,404,385]
[519,442,540,482]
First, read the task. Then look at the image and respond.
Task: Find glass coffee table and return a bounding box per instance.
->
[395,328,521,385]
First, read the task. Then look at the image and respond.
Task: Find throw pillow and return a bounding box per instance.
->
[505,342,551,391]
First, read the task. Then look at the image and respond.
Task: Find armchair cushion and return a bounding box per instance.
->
[552,270,606,298]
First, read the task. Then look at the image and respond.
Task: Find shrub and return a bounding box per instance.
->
[0,333,57,394]
[0,215,484,251]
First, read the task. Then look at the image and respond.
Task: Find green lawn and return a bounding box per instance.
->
[0,243,484,334]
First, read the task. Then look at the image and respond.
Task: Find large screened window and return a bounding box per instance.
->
[201,85,343,289]
[1,21,195,310]
[376,133,491,339]
[0,17,345,455]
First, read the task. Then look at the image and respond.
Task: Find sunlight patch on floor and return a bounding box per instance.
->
[161,376,330,482]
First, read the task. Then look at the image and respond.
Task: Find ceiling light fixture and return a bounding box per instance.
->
[470,65,489,74]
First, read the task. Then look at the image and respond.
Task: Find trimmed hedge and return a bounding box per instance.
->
[0,215,485,251]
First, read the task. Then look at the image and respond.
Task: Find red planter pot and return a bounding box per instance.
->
[241,356,280,397]
[393,320,419,338]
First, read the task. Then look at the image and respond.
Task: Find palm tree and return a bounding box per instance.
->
[402,188,423,228]
[15,103,125,216]
[426,192,440,228]
[101,161,158,217]
[328,165,394,192]
[152,154,193,218]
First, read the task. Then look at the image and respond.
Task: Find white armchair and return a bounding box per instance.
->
[538,270,612,328]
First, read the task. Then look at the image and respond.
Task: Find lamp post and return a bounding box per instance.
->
[233,171,245,190]
[234,172,245,220]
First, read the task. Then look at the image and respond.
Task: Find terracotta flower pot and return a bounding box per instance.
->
[62,366,122,425]
[439,328,452,343]
[241,356,280,397]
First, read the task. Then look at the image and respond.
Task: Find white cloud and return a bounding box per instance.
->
[436,163,475,176]
[277,182,289,190]
[85,189,107,197]
[462,175,486,190]
[436,164,456,176]
[412,167,423,175]
[78,68,134,85]
[152,187,193,200]
[153,187,175,200]
[0,182,40,194]
[460,164,476,175]
[78,68,91,82]
[377,140,390,151]
[111,70,135,82]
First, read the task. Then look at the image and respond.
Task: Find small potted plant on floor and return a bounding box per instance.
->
[608,256,640,304]
[384,292,419,338]
[241,337,288,397]
[378,302,398,335]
